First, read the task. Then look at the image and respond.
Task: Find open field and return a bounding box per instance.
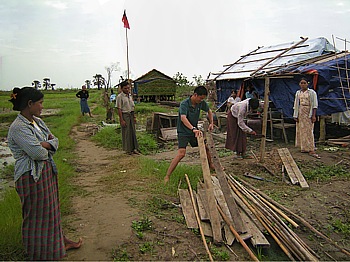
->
[0,89,349,261]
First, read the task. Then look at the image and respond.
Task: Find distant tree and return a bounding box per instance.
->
[173,72,194,100]
[43,78,50,90]
[93,74,105,90]
[192,75,205,86]
[32,80,41,89]
[173,72,192,87]
[85,80,92,89]
[105,62,120,90]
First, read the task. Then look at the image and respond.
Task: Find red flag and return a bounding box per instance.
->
[122,10,130,29]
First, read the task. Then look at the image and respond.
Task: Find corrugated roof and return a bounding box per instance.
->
[208,37,338,81]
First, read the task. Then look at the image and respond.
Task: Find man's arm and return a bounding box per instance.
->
[117,108,126,127]
[180,115,202,137]
[207,109,214,131]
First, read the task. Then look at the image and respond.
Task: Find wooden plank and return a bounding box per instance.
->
[159,127,177,141]
[224,224,235,245]
[230,188,265,232]
[178,189,198,229]
[278,148,309,188]
[202,221,213,237]
[240,207,270,247]
[206,134,246,233]
[197,136,223,244]
[281,148,309,188]
[278,148,298,184]
[211,177,229,224]
[196,189,210,221]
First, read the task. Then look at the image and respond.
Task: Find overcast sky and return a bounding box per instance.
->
[0,0,349,91]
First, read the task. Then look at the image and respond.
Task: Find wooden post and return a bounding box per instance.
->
[260,77,270,162]
[319,116,326,143]
[197,136,223,244]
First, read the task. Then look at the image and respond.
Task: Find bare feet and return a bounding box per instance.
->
[64,236,83,251]
[164,175,170,184]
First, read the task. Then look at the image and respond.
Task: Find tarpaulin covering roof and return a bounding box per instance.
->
[209,37,337,81]
[209,37,350,118]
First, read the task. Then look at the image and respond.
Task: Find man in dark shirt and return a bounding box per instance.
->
[76,85,92,117]
[164,86,214,184]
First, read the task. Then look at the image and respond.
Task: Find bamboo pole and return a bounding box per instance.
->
[125,27,130,81]
[227,178,294,260]
[216,204,259,262]
[238,178,350,257]
[184,174,214,262]
[256,195,299,228]
[250,37,308,76]
[230,177,318,261]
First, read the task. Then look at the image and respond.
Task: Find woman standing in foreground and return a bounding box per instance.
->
[8,87,82,260]
[293,78,320,158]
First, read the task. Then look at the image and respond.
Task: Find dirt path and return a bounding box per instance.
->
[62,122,350,261]
[64,124,139,261]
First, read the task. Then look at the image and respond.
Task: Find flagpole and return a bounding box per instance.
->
[126,27,130,82]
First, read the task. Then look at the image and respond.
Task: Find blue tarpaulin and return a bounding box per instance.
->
[216,54,350,118]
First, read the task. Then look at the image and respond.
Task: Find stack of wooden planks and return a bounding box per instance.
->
[179,134,319,261]
[326,135,350,147]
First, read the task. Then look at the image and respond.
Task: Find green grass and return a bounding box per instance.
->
[0,89,101,260]
[303,164,350,181]
[0,190,26,260]
[91,126,159,155]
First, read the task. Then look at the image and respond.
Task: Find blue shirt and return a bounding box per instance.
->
[7,114,59,182]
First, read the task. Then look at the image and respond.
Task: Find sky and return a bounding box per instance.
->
[0,0,349,91]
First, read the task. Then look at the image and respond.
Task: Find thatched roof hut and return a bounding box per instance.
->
[133,69,176,102]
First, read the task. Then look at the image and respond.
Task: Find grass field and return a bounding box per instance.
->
[0,88,202,260]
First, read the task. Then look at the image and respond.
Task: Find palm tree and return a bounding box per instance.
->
[43,78,50,90]
[93,74,105,90]
[32,80,41,89]
[85,80,91,89]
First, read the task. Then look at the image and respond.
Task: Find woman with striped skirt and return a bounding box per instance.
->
[8,87,82,260]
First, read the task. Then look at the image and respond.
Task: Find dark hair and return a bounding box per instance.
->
[249,98,259,110]
[120,80,130,88]
[299,77,309,83]
[9,87,44,111]
[194,86,208,96]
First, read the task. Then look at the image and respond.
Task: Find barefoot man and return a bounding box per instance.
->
[164,86,214,184]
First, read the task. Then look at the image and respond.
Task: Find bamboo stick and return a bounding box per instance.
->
[256,194,299,228]
[227,178,295,260]
[230,178,310,260]
[238,178,350,257]
[184,174,214,262]
[229,176,319,261]
[250,37,308,76]
[216,204,259,262]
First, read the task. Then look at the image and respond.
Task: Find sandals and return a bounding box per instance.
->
[309,153,321,159]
